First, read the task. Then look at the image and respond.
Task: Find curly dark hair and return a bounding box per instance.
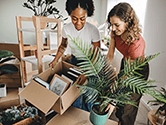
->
[107,2,142,45]
[65,0,95,17]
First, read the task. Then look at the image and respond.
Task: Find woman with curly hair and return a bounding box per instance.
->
[49,0,101,67]
[106,2,149,125]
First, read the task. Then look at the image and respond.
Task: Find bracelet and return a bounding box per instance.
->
[58,50,63,54]
[60,46,65,50]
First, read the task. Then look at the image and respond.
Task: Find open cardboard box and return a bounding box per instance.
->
[0,88,20,111]
[19,61,83,115]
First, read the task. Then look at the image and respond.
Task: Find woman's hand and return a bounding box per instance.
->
[105,103,116,114]
[105,103,112,112]
[49,59,58,68]
[76,74,87,85]
[110,30,115,39]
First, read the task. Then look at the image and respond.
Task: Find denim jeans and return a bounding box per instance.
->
[70,54,92,112]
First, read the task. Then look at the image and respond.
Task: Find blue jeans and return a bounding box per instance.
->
[70,54,92,111]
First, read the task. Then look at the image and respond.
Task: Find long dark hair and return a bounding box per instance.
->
[65,0,95,17]
[107,2,142,45]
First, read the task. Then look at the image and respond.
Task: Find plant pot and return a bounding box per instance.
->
[32,16,47,29]
[90,103,109,125]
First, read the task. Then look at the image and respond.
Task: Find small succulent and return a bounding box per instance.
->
[0,104,38,124]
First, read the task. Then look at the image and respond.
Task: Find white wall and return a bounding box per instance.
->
[0,0,102,44]
[141,0,166,110]
[144,0,166,88]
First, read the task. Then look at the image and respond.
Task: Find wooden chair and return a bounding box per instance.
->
[16,16,62,84]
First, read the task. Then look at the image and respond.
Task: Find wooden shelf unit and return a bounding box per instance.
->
[16,16,62,84]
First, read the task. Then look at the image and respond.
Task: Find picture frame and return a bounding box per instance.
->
[50,74,70,96]
[33,76,50,90]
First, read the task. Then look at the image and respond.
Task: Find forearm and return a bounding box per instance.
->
[53,45,66,62]
[92,41,100,61]
[50,38,67,67]
[106,37,115,62]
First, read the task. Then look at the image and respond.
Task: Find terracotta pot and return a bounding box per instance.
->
[32,16,47,29]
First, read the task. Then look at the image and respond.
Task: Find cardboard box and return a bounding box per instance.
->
[19,61,82,115]
[46,106,118,125]
[0,62,23,88]
[0,88,20,111]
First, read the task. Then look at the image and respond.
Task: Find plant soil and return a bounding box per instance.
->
[92,105,108,115]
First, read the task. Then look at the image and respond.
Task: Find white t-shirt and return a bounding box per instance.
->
[62,22,101,55]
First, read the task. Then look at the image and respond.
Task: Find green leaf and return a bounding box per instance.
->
[0,50,14,58]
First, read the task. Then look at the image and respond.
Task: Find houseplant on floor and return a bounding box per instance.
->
[22,0,68,29]
[69,36,166,125]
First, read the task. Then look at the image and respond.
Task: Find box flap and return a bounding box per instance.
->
[61,85,80,112]
[19,81,59,114]
[46,114,78,125]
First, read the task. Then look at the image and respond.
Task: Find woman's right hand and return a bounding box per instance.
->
[49,59,58,68]
[110,30,115,39]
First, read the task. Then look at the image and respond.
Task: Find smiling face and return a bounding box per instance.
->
[109,16,127,36]
[70,7,87,31]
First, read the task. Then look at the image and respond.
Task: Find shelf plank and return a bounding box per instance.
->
[18,28,57,32]
[21,55,54,66]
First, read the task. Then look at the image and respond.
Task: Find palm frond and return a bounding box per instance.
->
[69,36,162,110]
[74,83,100,103]
[119,76,156,94]
[122,53,160,78]
[69,35,107,80]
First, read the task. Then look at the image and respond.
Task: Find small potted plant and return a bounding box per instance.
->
[0,103,39,125]
[69,36,165,125]
[22,0,68,29]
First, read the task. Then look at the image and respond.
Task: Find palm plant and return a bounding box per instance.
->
[69,36,165,113]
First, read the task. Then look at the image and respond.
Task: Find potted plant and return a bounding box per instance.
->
[148,87,166,124]
[22,0,68,29]
[0,103,39,125]
[69,36,166,125]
